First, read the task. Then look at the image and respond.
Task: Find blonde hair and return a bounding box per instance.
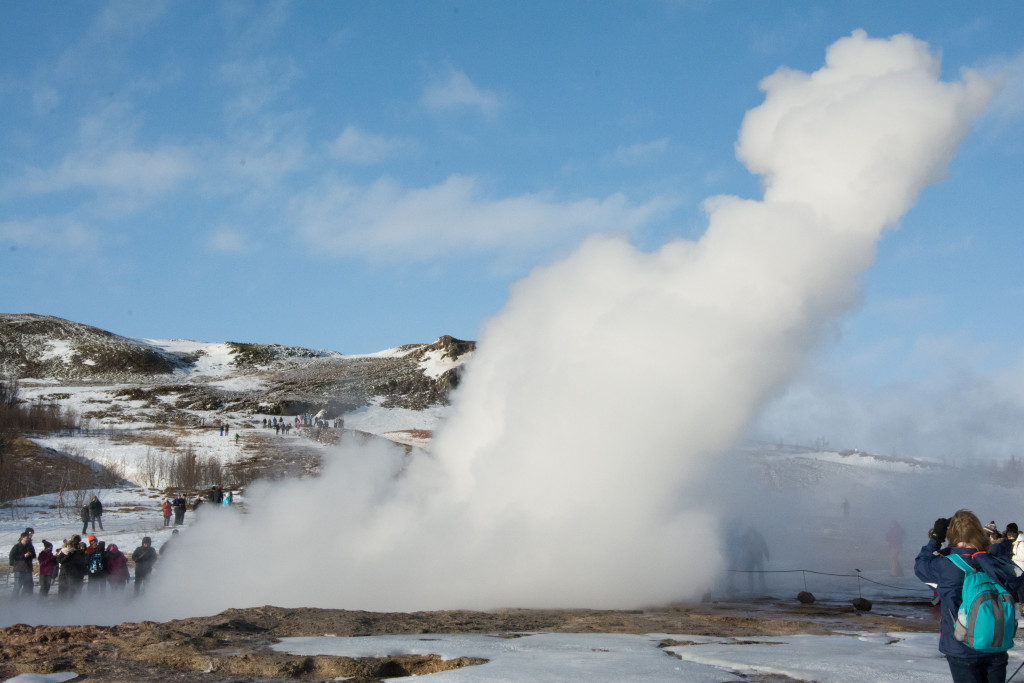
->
[946,509,990,551]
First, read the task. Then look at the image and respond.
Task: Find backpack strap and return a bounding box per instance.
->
[948,553,975,574]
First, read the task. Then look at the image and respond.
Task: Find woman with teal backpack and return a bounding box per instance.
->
[915,509,1020,683]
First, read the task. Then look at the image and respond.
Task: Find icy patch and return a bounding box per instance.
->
[4,673,80,682]
[272,631,964,682]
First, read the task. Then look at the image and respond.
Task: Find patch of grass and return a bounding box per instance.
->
[226,342,277,368]
[107,430,180,449]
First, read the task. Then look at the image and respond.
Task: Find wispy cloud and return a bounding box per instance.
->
[206,226,251,254]
[611,138,670,166]
[422,66,502,118]
[0,216,98,250]
[27,147,193,196]
[218,56,303,123]
[291,174,673,261]
[328,125,408,164]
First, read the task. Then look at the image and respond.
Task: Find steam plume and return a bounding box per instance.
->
[10,31,996,625]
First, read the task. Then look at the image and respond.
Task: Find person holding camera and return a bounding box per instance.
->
[914,510,1019,683]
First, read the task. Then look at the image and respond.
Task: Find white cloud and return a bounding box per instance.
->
[0,216,98,250]
[12,145,195,200]
[328,125,406,164]
[612,138,670,166]
[291,174,675,260]
[207,227,250,254]
[218,56,303,122]
[422,66,502,117]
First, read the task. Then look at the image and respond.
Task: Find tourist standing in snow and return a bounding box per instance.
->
[37,540,57,595]
[8,531,35,596]
[89,495,104,531]
[80,503,90,534]
[131,537,158,595]
[173,494,186,525]
[57,535,88,598]
[914,510,1018,683]
[162,499,172,526]
[104,543,130,589]
[87,540,107,592]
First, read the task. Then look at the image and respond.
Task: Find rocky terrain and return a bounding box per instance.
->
[0,601,937,682]
[0,313,475,415]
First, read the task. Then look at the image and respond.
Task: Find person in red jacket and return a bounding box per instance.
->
[37,540,57,595]
[162,499,172,527]
[104,543,130,589]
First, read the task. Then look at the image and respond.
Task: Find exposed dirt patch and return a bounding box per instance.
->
[0,601,936,681]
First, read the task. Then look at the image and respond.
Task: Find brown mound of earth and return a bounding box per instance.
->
[0,600,936,682]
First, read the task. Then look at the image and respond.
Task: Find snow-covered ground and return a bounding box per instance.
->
[273,630,1018,682]
[0,487,224,569]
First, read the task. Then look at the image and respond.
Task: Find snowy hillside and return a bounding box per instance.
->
[0,314,473,495]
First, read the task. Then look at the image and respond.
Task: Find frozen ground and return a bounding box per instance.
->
[0,486,225,573]
[273,630,1017,682]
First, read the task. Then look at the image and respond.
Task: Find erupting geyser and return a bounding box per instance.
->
[46,31,997,624]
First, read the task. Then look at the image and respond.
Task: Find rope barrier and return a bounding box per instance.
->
[727,568,933,595]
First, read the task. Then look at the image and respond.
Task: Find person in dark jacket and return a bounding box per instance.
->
[56,534,88,599]
[104,543,130,589]
[80,504,90,534]
[173,494,186,525]
[8,531,35,596]
[986,522,1011,559]
[914,509,1019,683]
[87,540,107,592]
[37,540,57,595]
[88,495,104,531]
[131,537,158,595]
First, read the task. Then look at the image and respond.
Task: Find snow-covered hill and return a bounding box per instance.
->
[0,313,473,493]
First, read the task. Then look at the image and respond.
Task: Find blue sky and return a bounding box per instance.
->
[1,2,1021,395]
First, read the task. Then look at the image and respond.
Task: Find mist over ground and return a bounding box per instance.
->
[7,32,1007,626]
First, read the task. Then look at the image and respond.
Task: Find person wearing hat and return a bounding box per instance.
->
[104,543,130,589]
[57,534,88,598]
[131,537,158,595]
[37,540,57,595]
[985,521,1011,559]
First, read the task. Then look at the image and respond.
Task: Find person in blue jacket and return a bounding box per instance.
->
[915,509,1019,683]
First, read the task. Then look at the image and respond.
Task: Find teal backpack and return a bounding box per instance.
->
[947,553,1017,652]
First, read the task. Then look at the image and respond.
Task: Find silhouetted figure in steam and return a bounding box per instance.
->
[886,519,905,577]
[738,525,770,594]
[132,537,158,595]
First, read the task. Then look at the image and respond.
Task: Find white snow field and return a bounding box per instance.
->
[271,630,1023,683]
